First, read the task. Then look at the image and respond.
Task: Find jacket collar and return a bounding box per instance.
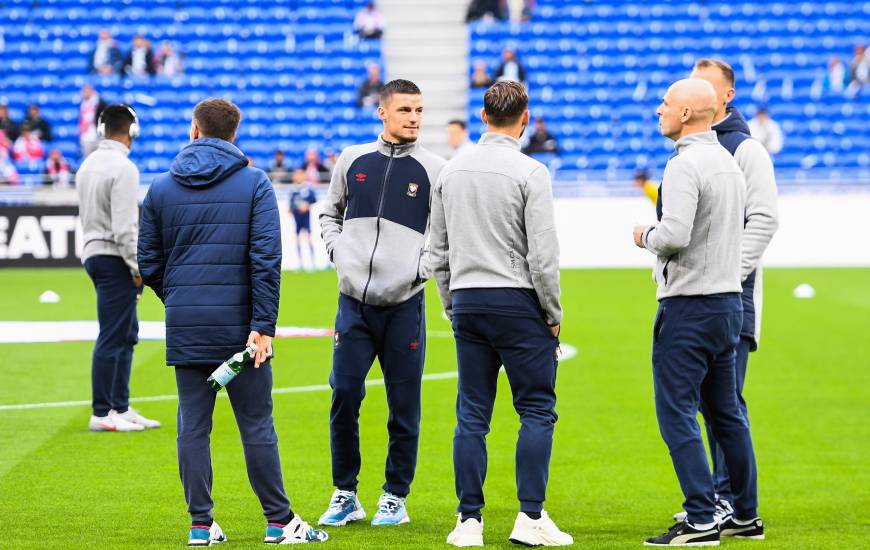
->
[674,130,719,154]
[478,132,521,150]
[377,134,418,158]
[97,138,130,156]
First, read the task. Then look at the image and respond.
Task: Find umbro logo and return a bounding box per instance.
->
[355,172,367,183]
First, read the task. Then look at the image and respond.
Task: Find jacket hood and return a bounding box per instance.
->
[713,107,751,136]
[170,137,248,188]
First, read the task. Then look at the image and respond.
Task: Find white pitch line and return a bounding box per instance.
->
[0,345,576,412]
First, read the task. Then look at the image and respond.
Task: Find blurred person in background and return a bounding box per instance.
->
[79,85,107,158]
[824,55,847,94]
[846,44,870,97]
[466,0,506,22]
[446,119,473,158]
[747,107,783,155]
[76,104,159,433]
[357,63,384,108]
[507,0,535,22]
[90,29,122,75]
[354,2,386,39]
[0,102,19,142]
[470,60,493,89]
[633,169,658,205]
[123,34,156,77]
[323,149,339,174]
[289,168,318,270]
[12,124,45,163]
[522,118,559,155]
[155,41,183,77]
[0,133,19,185]
[43,148,71,187]
[23,104,52,142]
[495,48,527,84]
[268,149,291,184]
[302,147,330,183]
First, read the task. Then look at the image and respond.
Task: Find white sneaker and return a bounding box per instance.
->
[264,514,328,544]
[508,511,573,546]
[673,510,688,522]
[447,515,483,547]
[114,408,161,429]
[89,412,144,432]
[188,521,226,546]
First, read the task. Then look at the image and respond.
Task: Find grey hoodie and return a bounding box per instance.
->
[76,139,140,276]
[320,136,445,306]
[427,132,562,325]
[641,131,746,300]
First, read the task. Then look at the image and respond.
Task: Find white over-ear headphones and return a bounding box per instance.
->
[97,104,141,139]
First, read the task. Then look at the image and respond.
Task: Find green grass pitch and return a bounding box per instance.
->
[0,267,867,549]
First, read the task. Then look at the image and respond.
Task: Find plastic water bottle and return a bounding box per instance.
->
[207,344,257,392]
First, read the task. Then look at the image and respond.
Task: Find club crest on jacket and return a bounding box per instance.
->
[406,183,419,197]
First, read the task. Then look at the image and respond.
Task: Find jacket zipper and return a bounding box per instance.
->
[361,142,396,304]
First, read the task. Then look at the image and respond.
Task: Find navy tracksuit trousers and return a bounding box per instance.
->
[84,255,139,417]
[451,289,560,517]
[175,363,291,524]
[652,293,758,524]
[329,291,426,497]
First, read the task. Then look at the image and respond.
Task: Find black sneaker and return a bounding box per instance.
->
[644,521,720,547]
[719,516,765,540]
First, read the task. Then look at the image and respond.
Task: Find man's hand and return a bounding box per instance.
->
[247,331,273,369]
[633,225,648,248]
[550,324,560,338]
[133,275,142,287]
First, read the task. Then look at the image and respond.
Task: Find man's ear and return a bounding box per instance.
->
[725,88,736,105]
[480,108,487,125]
[522,109,530,126]
[377,102,387,123]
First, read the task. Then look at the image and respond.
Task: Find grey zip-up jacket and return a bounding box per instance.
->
[426,132,562,325]
[320,136,445,306]
[76,139,140,276]
[641,131,746,300]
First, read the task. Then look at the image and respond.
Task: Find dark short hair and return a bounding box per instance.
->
[695,58,736,87]
[448,119,466,130]
[483,81,528,127]
[380,79,421,103]
[100,104,136,137]
[193,98,241,141]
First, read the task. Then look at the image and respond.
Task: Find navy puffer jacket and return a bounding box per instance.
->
[138,138,281,367]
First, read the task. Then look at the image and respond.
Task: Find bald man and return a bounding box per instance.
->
[633,79,763,546]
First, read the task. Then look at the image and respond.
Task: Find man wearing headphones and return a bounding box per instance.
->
[77,103,160,432]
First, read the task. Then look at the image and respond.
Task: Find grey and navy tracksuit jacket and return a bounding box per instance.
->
[319,135,445,497]
[712,108,779,350]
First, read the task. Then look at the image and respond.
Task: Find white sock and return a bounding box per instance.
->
[689,521,716,530]
[733,517,757,525]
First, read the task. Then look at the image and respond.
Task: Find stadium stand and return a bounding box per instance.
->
[0,0,380,178]
[468,1,870,189]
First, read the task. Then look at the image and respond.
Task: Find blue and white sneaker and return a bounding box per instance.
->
[318,489,366,526]
[188,521,226,546]
[370,493,410,526]
[265,515,328,544]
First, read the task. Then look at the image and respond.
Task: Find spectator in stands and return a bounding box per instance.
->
[269,149,291,184]
[323,149,339,174]
[12,124,45,163]
[90,29,123,75]
[23,104,52,142]
[79,85,107,158]
[633,169,658,205]
[43,148,71,187]
[155,41,184,77]
[507,0,535,23]
[522,118,559,155]
[447,119,473,158]
[747,107,784,155]
[470,60,494,88]
[354,2,386,40]
[825,55,847,94]
[0,102,18,143]
[495,48,527,84]
[466,0,506,22]
[0,133,19,185]
[357,63,384,108]
[846,44,870,97]
[124,34,156,77]
[302,148,329,183]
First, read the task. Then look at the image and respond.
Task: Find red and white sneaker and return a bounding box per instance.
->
[88,411,144,432]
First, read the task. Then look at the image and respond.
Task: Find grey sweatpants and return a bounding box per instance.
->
[175,362,291,523]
